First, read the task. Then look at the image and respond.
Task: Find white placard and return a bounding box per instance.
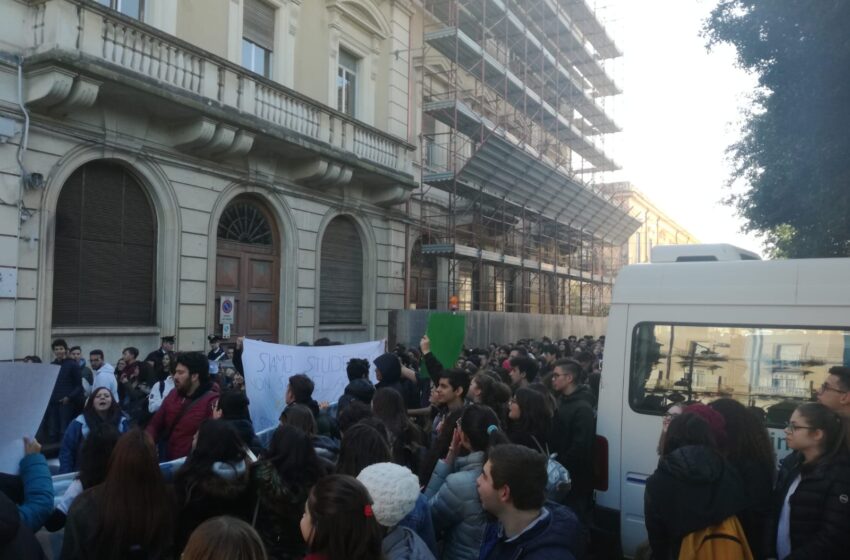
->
[0,363,60,474]
[220,296,235,324]
[242,338,385,433]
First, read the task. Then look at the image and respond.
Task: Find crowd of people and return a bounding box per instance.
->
[4,332,850,559]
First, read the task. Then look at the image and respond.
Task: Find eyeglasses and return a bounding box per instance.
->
[784,421,817,433]
[819,382,848,395]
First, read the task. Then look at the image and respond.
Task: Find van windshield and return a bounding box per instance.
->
[629,322,850,427]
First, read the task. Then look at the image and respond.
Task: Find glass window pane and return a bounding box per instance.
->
[629,322,850,427]
[339,49,358,73]
[345,71,356,116]
[261,48,272,78]
[118,0,143,20]
[242,39,254,71]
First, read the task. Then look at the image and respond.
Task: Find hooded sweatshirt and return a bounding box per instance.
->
[375,353,419,409]
[644,444,749,560]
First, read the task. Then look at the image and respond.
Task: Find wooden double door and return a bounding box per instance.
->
[214,199,280,342]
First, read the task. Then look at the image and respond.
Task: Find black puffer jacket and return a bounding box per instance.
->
[644,445,750,560]
[551,387,596,498]
[337,378,376,412]
[768,450,850,560]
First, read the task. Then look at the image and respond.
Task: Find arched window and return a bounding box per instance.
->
[320,216,363,324]
[52,162,157,326]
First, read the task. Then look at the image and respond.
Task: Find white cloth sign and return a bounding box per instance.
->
[242,338,385,433]
[0,363,59,474]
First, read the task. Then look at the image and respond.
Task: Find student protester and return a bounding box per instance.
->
[146,351,219,461]
[769,402,850,560]
[538,344,559,379]
[144,335,175,379]
[173,420,254,552]
[335,422,438,556]
[477,444,583,560]
[469,373,511,428]
[372,388,426,475]
[507,387,552,453]
[69,346,93,398]
[59,386,129,474]
[285,374,337,437]
[337,401,374,434]
[375,352,420,410]
[817,366,850,444]
[62,430,174,560]
[47,424,120,531]
[508,356,539,391]
[183,516,268,560]
[45,338,83,443]
[549,359,596,521]
[280,404,339,470]
[644,412,749,560]
[147,350,175,414]
[300,475,384,560]
[709,398,775,559]
[88,349,117,401]
[430,368,470,440]
[357,463,436,560]
[425,404,509,560]
[656,402,685,456]
[214,390,263,456]
[118,346,154,426]
[251,425,323,559]
[337,358,376,414]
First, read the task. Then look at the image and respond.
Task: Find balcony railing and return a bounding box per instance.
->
[28,0,414,178]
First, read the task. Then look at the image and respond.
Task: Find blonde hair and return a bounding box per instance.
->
[182,516,267,560]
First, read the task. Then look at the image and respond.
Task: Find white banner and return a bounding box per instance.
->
[0,363,59,474]
[242,338,386,433]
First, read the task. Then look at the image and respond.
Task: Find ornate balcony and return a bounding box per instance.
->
[20,0,416,205]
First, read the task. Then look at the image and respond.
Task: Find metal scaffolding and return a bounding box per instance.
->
[410,0,639,316]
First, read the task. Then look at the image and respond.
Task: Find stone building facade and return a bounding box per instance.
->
[0,0,418,360]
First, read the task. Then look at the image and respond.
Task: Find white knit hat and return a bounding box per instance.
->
[357,462,421,528]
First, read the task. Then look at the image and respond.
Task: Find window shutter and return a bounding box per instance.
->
[320,218,363,324]
[243,0,275,51]
[53,162,157,327]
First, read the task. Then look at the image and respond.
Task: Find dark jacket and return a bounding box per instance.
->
[478,503,581,560]
[223,418,264,456]
[337,378,376,411]
[174,460,254,553]
[768,450,850,560]
[146,382,219,461]
[0,493,45,560]
[551,387,596,498]
[644,444,749,560]
[732,457,774,560]
[250,460,311,560]
[375,353,420,409]
[398,494,438,558]
[62,485,174,560]
[422,352,444,384]
[50,358,83,404]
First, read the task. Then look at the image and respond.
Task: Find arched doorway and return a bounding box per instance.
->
[215,197,280,342]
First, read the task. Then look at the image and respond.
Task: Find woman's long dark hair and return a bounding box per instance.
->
[335,423,392,477]
[460,404,510,455]
[795,402,848,463]
[509,387,553,449]
[92,429,173,560]
[661,413,716,456]
[709,398,775,475]
[78,423,120,489]
[175,420,246,496]
[266,424,322,489]
[305,475,384,560]
[82,386,123,430]
[472,372,511,426]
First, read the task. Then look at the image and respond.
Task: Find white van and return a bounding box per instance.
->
[594,244,850,558]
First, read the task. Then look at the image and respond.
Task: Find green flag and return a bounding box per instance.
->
[422,313,466,379]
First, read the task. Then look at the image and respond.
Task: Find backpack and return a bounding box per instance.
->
[531,436,572,502]
[677,515,754,560]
